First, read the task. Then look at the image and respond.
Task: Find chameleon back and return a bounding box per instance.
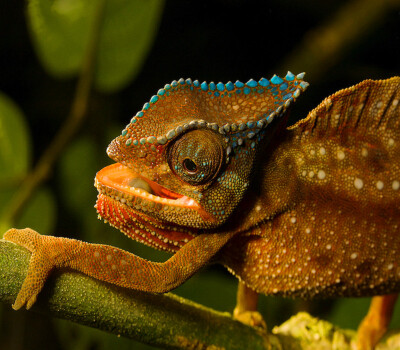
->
[221,77,400,299]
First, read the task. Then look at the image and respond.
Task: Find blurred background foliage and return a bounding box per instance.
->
[0,0,400,349]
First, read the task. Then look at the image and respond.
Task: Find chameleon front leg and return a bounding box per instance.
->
[233,281,266,328]
[356,294,398,350]
[4,228,235,310]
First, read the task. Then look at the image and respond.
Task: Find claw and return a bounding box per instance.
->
[4,228,55,310]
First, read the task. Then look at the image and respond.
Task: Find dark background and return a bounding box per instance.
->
[1,0,400,349]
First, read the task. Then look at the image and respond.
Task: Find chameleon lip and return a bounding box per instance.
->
[95,163,200,209]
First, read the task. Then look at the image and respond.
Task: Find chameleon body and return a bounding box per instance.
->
[4,73,400,349]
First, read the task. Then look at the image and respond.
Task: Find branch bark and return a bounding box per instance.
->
[2,239,400,349]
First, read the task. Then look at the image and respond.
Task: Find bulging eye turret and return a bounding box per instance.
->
[167,129,225,186]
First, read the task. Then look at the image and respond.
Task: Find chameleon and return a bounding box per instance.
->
[4,72,400,349]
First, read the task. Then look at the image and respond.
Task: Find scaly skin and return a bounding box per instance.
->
[4,73,400,349]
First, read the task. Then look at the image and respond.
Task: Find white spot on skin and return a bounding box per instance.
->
[317,170,326,180]
[361,148,368,157]
[350,253,358,259]
[305,228,311,234]
[354,178,364,189]
[388,263,394,270]
[302,170,307,176]
[377,101,383,108]
[376,181,384,190]
[290,217,297,224]
[309,171,315,178]
[393,99,399,107]
[388,138,395,147]
[392,181,400,190]
[319,147,326,155]
[106,254,112,261]
[334,114,340,120]
[337,150,345,160]
[326,244,332,250]
[310,149,316,156]
[94,251,100,258]
[111,264,117,270]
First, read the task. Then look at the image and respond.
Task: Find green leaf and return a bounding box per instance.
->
[27,0,165,92]
[58,136,98,216]
[0,92,30,182]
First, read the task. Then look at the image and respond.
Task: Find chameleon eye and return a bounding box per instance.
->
[182,158,198,173]
[168,129,225,185]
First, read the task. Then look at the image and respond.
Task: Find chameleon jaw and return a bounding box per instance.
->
[95,163,200,209]
[95,163,201,252]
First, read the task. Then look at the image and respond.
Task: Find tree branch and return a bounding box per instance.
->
[2,239,400,349]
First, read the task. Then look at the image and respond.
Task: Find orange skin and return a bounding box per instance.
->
[4,74,400,349]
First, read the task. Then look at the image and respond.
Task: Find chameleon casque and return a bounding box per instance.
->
[4,72,400,349]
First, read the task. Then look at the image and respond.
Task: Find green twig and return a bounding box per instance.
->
[1,0,106,226]
[2,239,400,349]
[0,239,273,349]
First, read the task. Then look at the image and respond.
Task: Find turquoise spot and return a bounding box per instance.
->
[235,80,244,88]
[243,87,251,95]
[150,95,159,103]
[271,75,283,84]
[136,111,144,118]
[178,78,185,84]
[121,129,128,136]
[279,83,288,91]
[143,103,150,110]
[214,92,220,97]
[209,82,216,91]
[247,121,255,128]
[217,82,225,91]
[133,139,139,145]
[158,89,165,96]
[193,80,200,87]
[186,78,192,85]
[201,82,208,91]
[164,84,171,90]
[236,90,241,94]
[130,117,137,124]
[246,79,257,87]
[125,138,132,146]
[283,93,292,100]
[300,81,309,89]
[285,71,295,81]
[296,72,306,79]
[259,78,269,87]
[171,80,178,87]
[140,138,146,145]
[225,82,234,91]
[257,89,264,94]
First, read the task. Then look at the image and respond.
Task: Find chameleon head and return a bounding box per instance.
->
[95,74,309,251]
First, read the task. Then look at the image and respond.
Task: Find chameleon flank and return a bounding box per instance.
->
[5,73,400,349]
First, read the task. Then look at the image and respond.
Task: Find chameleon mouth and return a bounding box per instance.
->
[95,163,199,209]
[95,163,198,252]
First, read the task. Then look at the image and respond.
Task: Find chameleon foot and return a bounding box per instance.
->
[4,228,61,310]
[233,281,266,328]
[355,294,398,350]
[233,309,267,329]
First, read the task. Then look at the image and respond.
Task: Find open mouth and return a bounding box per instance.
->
[95,163,199,209]
[95,163,200,251]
